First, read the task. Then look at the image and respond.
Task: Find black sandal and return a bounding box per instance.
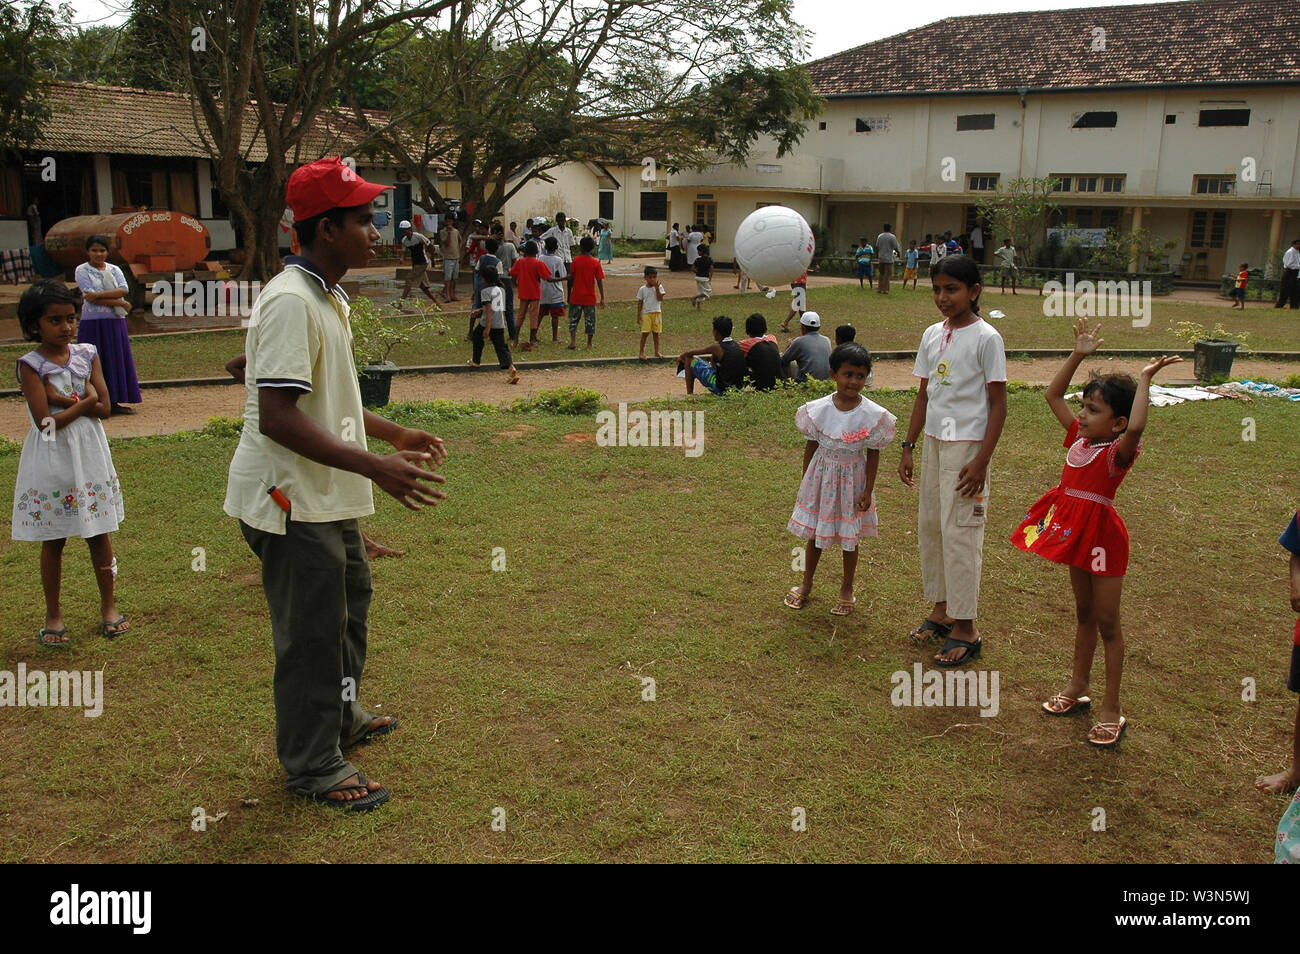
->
[308,773,390,812]
[346,716,399,748]
[39,626,70,648]
[935,635,981,668]
[908,618,953,645]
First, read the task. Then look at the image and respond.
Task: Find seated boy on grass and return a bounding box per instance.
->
[676,315,746,396]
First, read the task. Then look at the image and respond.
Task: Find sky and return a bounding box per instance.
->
[59,0,1185,61]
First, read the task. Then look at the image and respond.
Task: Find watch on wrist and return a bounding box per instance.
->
[901,441,916,450]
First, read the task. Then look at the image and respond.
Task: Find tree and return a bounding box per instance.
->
[976,176,1062,264]
[340,0,822,223]
[131,0,456,281]
[0,0,71,158]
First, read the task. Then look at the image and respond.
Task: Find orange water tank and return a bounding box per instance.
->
[44,211,211,273]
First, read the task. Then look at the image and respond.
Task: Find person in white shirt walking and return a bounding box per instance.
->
[1276,239,1300,309]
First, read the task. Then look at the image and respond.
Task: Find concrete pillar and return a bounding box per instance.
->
[1128,205,1143,272]
[895,202,906,241]
[1268,207,1284,259]
[93,155,113,214]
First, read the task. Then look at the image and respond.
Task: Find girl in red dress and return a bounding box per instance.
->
[1010,318,1181,747]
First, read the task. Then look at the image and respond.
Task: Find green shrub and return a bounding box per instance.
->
[0,436,22,457]
[382,399,500,427]
[511,387,603,415]
[202,417,245,439]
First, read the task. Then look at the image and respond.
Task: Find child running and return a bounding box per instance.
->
[784,343,896,616]
[468,265,520,384]
[1010,317,1181,746]
[898,256,1006,666]
[11,280,127,646]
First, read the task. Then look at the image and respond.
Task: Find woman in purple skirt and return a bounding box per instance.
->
[75,235,141,415]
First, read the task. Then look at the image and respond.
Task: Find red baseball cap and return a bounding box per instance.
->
[285,157,391,221]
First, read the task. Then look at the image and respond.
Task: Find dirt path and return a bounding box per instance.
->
[2,356,1294,441]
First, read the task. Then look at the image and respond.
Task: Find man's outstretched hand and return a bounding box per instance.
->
[392,427,447,466]
[370,451,446,510]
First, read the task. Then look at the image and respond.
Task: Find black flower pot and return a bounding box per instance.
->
[1193,340,1238,382]
[359,363,396,407]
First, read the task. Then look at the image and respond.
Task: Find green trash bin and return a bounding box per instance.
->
[1193,340,1238,382]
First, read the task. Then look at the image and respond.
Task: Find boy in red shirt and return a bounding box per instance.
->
[1231,262,1249,309]
[509,240,552,349]
[567,235,605,349]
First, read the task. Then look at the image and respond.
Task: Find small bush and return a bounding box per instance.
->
[511,387,603,415]
[202,417,245,439]
[382,399,500,428]
[0,436,22,457]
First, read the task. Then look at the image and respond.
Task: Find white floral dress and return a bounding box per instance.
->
[788,393,896,550]
[11,344,124,541]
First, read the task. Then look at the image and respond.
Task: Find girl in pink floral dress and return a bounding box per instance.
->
[785,343,897,616]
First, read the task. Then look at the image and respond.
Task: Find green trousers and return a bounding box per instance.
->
[240,517,374,795]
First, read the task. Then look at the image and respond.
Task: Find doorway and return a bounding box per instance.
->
[1185,210,1229,280]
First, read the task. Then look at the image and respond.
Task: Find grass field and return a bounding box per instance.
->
[0,384,1295,862]
[3,284,1294,385]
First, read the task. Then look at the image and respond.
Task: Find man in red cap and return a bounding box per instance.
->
[224,157,448,812]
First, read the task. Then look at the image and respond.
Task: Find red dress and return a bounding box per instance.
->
[1010,419,1140,577]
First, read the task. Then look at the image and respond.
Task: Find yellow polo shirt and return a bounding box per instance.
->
[223,259,373,534]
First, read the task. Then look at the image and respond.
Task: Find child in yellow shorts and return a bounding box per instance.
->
[637,266,666,359]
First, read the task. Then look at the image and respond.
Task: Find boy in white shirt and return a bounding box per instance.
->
[536,236,568,347]
[636,266,666,360]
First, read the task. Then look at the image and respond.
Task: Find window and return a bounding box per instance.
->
[1071,111,1117,128]
[598,190,614,220]
[1190,210,1227,248]
[693,201,717,234]
[1193,175,1235,195]
[818,121,826,130]
[956,113,995,131]
[966,174,999,191]
[639,191,667,221]
[1165,114,1176,124]
[1052,174,1124,193]
[1198,109,1249,127]
[855,117,888,132]
[1099,208,1121,230]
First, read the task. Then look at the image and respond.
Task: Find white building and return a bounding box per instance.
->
[666,0,1300,277]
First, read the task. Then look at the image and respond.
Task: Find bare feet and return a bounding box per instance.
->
[363,533,404,559]
[1256,767,1300,794]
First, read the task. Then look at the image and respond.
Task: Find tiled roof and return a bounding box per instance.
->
[29,82,442,169]
[807,0,1300,98]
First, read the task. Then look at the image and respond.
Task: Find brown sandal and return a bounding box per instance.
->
[782,587,809,610]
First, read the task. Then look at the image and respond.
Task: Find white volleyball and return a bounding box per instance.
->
[733,206,815,286]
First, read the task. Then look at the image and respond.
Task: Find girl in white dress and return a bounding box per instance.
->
[11,281,127,647]
[785,343,896,616]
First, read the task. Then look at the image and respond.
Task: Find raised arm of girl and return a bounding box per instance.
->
[1114,354,1182,468]
[1046,318,1104,430]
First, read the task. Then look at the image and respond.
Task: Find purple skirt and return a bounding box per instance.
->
[78,317,142,405]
